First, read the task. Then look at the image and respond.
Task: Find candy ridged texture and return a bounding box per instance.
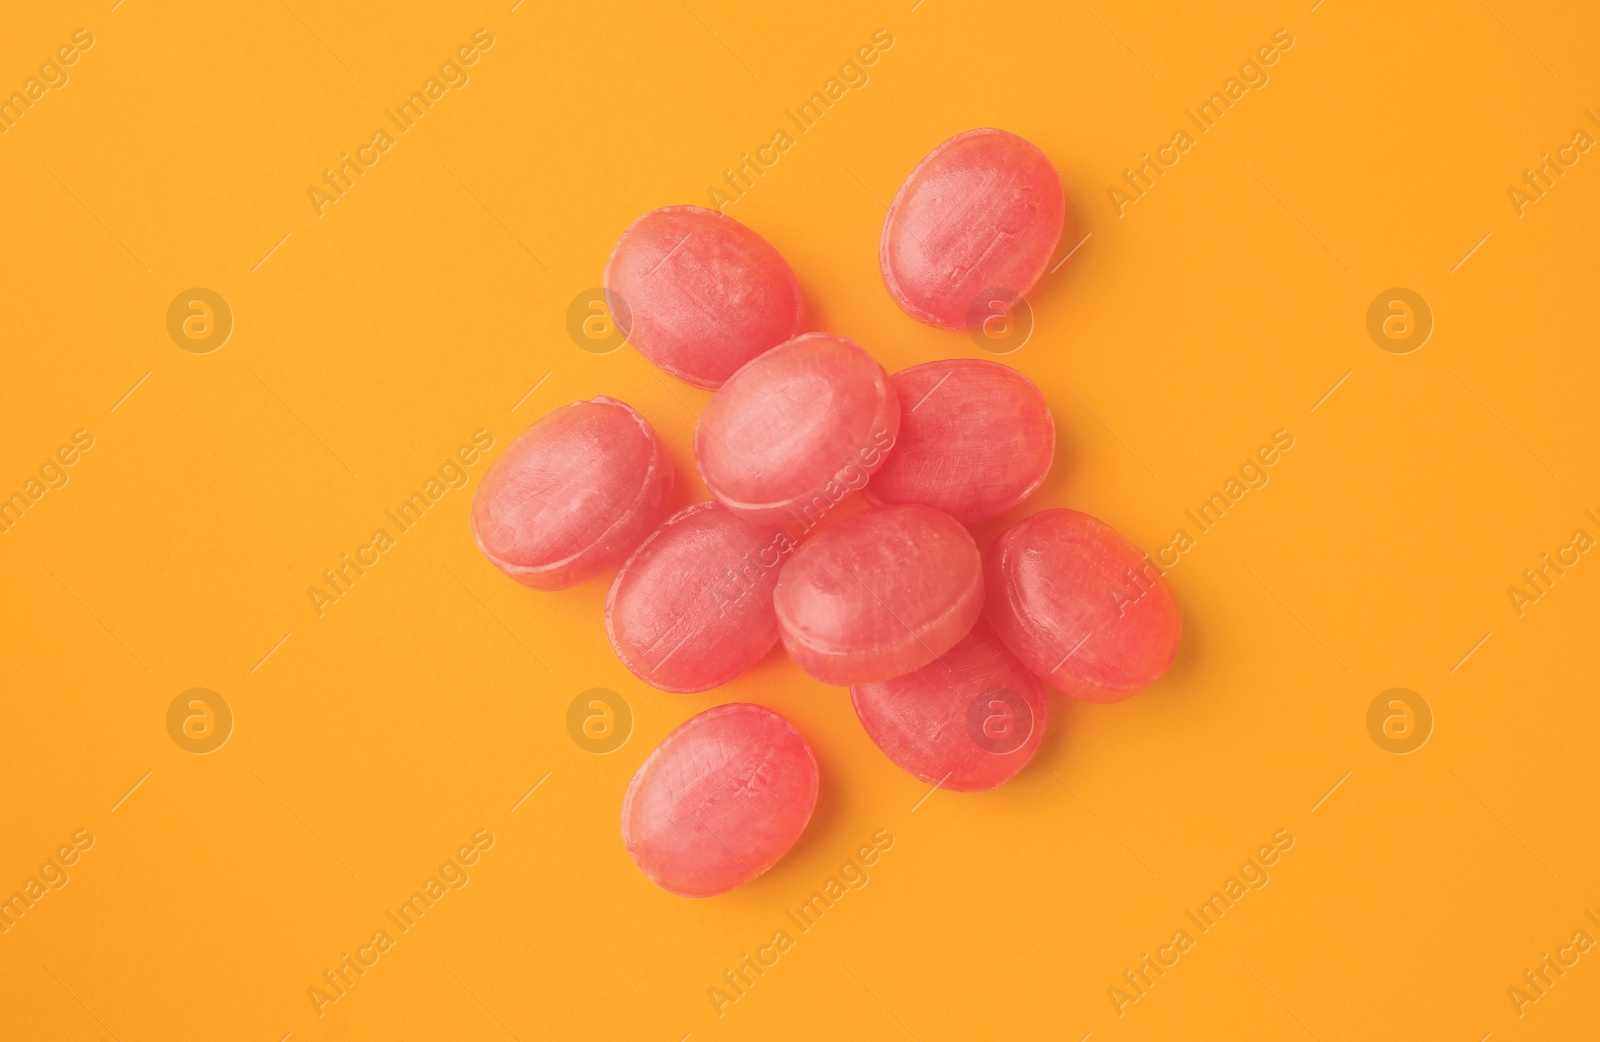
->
[865,358,1055,524]
[621,703,819,898]
[605,206,806,388]
[984,509,1181,702]
[696,333,900,527]
[851,621,1048,791]
[606,502,791,693]
[774,504,983,686]
[880,128,1066,329]
[471,397,672,590]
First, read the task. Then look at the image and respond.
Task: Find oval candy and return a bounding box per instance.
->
[983,508,1181,702]
[880,128,1066,329]
[471,397,672,590]
[606,501,793,693]
[851,620,1048,791]
[621,703,819,898]
[865,358,1055,524]
[774,504,983,686]
[605,206,806,387]
[696,333,899,528]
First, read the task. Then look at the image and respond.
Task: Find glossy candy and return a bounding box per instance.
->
[851,621,1048,791]
[606,502,793,693]
[621,703,819,897]
[472,397,672,590]
[864,358,1055,524]
[605,206,806,387]
[696,333,900,527]
[984,509,1181,702]
[880,128,1066,329]
[774,504,983,685]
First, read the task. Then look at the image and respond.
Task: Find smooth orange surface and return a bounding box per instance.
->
[1,2,1598,1040]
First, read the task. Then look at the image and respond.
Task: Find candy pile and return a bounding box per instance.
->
[471,129,1183,898]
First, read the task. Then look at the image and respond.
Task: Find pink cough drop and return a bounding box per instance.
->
[880,128,1065,329]
[605,206,806,387]
[852,621,1048,791]
[471,397,672,590]
[606,502,790,693]
[984,509,1181,702]
[774,504,983,686]
[696,333,899,527]
[865,358,1055,524]
[621,703,819,897]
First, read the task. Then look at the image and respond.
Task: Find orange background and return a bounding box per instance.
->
[2,1,1598,1039]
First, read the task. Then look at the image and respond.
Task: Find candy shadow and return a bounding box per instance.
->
[711,639,848,873]
[1155,581,1202,698]
[785,721,847,870]
[1030,188,1086,316]
[1031,688,1077,774]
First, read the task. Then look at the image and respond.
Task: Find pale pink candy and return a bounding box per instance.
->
[605,206,806,387]
[864,358,1055,524]
[984,509,1181,702]
[621,703,819,897]
[852,620,1048,791]
[606,502,792,693]
[774,504,983,686]
[880,128,1066,329]
[472,397,672,590]
[696,333,900,528]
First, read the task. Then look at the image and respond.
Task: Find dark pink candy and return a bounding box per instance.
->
[606,502,790,693]
[696,333,900,527]
[774,504,983,686]
[851,621,1048,792]
[880,128,1066,329]
[984,509,1181,703]
[865,358,1055,524]
[605,206,806,387]
[621,703,819,898]
[472,397,672,590]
